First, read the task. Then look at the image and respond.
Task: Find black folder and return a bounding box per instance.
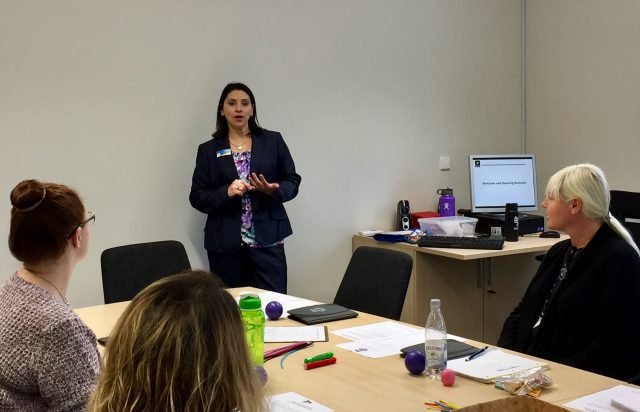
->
[287,304,358,325]
[399,339,479,360]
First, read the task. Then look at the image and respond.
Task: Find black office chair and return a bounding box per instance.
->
[333,246,413,320]
[609,190,640,244]
[100,240,191,304]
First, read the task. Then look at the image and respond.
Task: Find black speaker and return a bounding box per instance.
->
[397,200,411,230]
[504,203,519,242]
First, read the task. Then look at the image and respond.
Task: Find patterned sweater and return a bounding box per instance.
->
[0,273,100,411]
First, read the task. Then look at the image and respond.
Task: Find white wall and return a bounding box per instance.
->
[526,0,640,192]
[0,0,522,307]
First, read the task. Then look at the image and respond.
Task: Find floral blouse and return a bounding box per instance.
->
[233,151,283,248]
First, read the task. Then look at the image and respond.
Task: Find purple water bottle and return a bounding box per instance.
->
[437,188,455,217]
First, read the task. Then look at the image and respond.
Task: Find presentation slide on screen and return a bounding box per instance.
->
[473,158,536,207]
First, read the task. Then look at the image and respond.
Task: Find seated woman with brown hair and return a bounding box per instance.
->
[0,179,99,411]
[88,270,266,412]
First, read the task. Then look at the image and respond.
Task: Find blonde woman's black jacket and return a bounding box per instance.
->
[189,129,301,253]
[497,224,640,381]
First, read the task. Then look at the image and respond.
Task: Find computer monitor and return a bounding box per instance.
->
[469,154,538,213]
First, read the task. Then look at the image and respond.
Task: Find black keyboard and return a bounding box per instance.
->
[417,235,505,250]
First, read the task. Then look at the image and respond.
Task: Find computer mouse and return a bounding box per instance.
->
[539,230,560,238]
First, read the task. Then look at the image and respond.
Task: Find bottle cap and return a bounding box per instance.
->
[239,292,261,310]
[430,298,441,308]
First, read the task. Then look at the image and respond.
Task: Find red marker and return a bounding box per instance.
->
[303,357,337,370]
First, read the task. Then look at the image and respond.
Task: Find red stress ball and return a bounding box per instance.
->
[441,368,456,386]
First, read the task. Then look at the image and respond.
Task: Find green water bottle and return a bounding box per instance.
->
[239,292,265,366]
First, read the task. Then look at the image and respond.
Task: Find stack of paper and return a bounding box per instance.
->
[446,349,547,383]
[332,321,467,359]
[333,321,424,358]
[564,385,640,412]
[265,326,327,343]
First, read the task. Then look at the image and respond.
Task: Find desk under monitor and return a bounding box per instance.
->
[352,234,568,344]
[75,287,621,411]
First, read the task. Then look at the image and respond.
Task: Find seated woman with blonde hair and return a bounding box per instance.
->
[88,270,265,412]
[498,163,640,381]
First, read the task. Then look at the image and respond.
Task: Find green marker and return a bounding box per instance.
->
[304,352,334,364]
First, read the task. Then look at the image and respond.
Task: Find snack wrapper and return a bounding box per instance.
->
[494,366,553,398]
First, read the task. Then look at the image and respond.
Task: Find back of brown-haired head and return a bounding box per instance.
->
[91,270,265,412]
[9,179,84,265]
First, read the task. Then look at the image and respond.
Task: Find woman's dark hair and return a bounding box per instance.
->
[212,82,263,139]
[9,179,85,265]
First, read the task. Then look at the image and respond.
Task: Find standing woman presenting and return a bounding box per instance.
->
[190,83,301,293]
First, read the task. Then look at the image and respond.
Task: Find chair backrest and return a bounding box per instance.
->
[333,246,413,320]
[100,240,191,304]
[610,190,640,244]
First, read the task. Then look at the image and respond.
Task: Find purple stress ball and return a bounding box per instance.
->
[265,301,283,320]
[255,365,268,385]
[404,350,426,375]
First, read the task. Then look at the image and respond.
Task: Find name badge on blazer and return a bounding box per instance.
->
[216,149,232,158]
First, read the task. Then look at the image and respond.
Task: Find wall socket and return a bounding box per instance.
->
[439,156,450,170]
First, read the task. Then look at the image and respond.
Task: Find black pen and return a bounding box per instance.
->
[465,346,489,362]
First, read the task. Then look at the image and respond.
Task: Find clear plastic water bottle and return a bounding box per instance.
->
[239,292,265,366]
[425,298,447,379]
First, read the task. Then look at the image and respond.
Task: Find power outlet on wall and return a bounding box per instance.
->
[439,156,450,170]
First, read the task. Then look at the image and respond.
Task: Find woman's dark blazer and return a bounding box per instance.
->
[189,129,301,253]
[497,224,640,381]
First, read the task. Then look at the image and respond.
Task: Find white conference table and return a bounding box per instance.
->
[76,287,623,411]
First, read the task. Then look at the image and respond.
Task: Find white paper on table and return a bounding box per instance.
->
[265,326,327,343]
[279,299,318,313]
[564,385,640,412]
[331,320,421,341]
[337,330,424,358]
[259,291,305,304]
[447,349,546,383]
[269,392,334,412]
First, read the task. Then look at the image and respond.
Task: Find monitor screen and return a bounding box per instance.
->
[469,154,538,213]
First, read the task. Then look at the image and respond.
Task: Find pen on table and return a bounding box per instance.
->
[304,357,337,370]
[425,401,457,411]
[465,345,489,362]
[304,352,334,364]
[438,399,460,410]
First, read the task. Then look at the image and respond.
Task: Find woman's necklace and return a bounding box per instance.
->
[229,136,251,150]
[20,270,69,305]
[532,246,582,329]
